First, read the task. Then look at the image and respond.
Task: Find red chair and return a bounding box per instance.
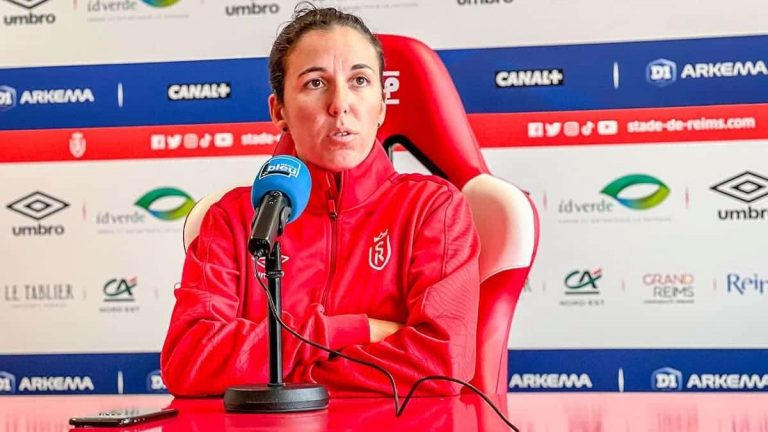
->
[184,35,540,396]
[375,35,540,395]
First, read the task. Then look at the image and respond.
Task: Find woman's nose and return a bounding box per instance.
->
[328,84,351,117]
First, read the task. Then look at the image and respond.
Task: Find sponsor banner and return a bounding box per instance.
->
[442,34,768,113]
[0,122,279,163]
[0,58,271,130]
[2,35,768,130]
[0,353,161,394]
[470,103,766,148]
[508,349,768,392]
[3,349,767,394]
[0,103,766,163]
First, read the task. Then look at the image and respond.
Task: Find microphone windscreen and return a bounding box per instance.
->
[251,155,312,223]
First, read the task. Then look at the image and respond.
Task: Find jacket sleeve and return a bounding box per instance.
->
[287,187,480,396]
[160,202,370,397]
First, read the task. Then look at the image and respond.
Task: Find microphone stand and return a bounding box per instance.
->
[224,241,329,412]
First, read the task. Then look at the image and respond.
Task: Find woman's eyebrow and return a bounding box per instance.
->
[298,66,326,77]
[297,63,374,78]
[350,63,374,72]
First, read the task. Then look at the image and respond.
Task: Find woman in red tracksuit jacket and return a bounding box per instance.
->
[160,5,480,397]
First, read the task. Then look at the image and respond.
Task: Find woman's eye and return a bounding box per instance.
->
[353,76,369,86]
[307,79,324,89]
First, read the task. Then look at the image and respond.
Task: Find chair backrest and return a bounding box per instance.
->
[183,188,232,252]
[183,34,540,395]
[377,34,540,394]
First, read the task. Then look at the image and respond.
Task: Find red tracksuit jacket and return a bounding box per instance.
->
[161,142,480,397]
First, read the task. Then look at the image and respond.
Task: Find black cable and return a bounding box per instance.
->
[255,275,520,432]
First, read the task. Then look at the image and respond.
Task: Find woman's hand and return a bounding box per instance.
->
[368,318,403,343]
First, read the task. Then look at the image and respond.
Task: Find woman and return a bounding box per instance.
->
[161,4,480,397]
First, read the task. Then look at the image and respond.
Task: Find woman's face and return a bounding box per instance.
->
[269,26,386,172]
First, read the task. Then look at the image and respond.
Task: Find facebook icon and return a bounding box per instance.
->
[646,59,677,87]
[651,367,683,391]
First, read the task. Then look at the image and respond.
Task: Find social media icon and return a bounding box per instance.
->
[528,122,544,138]
[150,135,166,150]
[183,133,199,149]
[167,134,182,149]
[563,121,580,137]
[214,133,234,148]
[545,122,561,137]
[597,120,619,135]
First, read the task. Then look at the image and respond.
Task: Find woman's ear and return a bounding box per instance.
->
[268,94,288,132]
[377,96,387,128]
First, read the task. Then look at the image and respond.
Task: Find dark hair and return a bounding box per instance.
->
[268,2,384,102]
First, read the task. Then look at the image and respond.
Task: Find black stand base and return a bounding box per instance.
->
[224,384,329,413]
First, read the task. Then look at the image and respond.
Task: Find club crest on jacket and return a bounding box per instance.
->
[368,229,391,271]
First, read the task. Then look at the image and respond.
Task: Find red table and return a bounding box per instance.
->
[2,393,767,431]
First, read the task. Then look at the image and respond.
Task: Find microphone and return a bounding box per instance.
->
[226,154,328,414]
[248,155,311,258]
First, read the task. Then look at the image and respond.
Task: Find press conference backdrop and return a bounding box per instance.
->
[1,0,767,395]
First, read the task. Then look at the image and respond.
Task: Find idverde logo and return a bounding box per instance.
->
[135,187,194,221]
[141,0,180,7]
[601,174,669,210]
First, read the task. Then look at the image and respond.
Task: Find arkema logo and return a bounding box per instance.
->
[17,376,94,392]
[0,371,16,394]
[652,367,683,391]
[652,367,768,390]
[19,88,95,105]
[146,370,167,393]
[647,59,677,87]
[0,87,95,105]
[0,85,17,111]
[509,373,592,390]
[646,58,768,87]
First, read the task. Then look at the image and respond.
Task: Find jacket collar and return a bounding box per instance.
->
[274,134,396,214]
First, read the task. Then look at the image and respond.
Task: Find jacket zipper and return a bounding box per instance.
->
[320,184,339,308]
